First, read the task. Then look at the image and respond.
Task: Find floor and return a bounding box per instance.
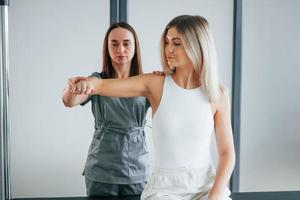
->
[13,191,300,200]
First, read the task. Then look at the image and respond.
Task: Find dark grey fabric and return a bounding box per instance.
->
[85,174,146,196]
[81,72,151,184]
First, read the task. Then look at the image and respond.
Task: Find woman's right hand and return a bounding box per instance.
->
[70,78,95,95]
[152,70,165,76]
[67,76,88,92]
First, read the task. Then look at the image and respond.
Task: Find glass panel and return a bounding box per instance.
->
[240,0,300,192]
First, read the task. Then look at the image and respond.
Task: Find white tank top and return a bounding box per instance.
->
[152,75,214,170]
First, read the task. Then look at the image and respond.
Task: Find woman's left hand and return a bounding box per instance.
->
[152,70,165,76]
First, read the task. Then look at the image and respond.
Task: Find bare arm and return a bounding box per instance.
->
[208,90,235,200]
[70,73,165,113]
[72,73,156,98]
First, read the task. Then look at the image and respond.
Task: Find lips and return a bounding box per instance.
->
[167,56,176,59]
[117,56,127,60]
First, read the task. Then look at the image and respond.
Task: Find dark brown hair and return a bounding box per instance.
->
[102,22,142,78]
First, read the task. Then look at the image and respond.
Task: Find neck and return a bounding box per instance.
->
[172,67,201,89]
[112,62,131,79]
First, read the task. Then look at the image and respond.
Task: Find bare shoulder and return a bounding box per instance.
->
[142,73,166,81]
[141,73,166,87]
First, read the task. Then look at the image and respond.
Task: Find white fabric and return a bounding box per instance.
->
[141,75,231,200]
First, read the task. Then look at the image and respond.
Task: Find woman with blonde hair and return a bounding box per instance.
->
[69,15,235,200]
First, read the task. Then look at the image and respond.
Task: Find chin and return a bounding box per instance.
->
[118,61,128,65]
[168,62,177,66]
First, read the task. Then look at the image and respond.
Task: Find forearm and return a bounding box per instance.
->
[210,151,235,196]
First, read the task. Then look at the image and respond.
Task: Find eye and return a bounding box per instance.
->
[124,42,131,47]
[174,39,181,46]
[111,43,118,47]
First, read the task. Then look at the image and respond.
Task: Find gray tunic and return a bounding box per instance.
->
[81,72,151,184]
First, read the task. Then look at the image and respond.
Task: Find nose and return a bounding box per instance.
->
[118,45,125,53]
[166,44,174,53]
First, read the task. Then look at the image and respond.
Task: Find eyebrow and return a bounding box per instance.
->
[111,39,132,42]
[165,37,181,41]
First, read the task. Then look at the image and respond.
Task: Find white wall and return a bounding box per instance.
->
[9,0,109,198]
[240,0,300,192]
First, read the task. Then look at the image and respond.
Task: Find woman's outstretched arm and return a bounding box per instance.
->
[69,73,165,114]
[70,73,155,98]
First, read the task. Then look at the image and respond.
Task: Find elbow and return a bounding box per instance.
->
[64,103,73,108]
[220,148,236,167]
[62,98,74,108]
[62,89,75,107]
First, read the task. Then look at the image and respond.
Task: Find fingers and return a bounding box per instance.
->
[77,82,84,94]
[152,70,165,76]
[74,81,85,95]
[74,76,88,83]
[67,76,89,92]
[68,76,88,86]
[67,79,76,92]
[70,80,94,95]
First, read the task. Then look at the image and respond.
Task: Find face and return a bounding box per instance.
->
[165,27,193,68]
[108,27,135,66]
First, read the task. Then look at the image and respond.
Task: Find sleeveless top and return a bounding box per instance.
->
[81,72,151,184]
[152,75,214,171]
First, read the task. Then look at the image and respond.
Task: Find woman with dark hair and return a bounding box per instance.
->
[62,22,150,196]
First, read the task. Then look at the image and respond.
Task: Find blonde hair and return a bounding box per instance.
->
[160,15,220,102]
